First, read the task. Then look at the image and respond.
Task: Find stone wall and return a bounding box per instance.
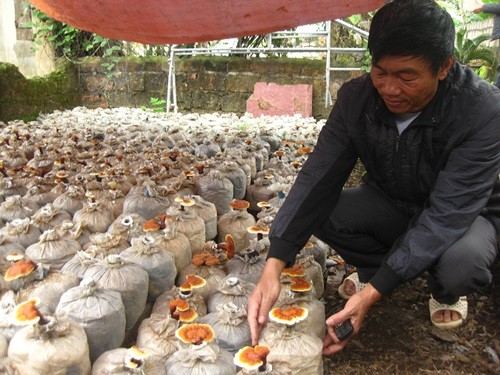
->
[0,62,80,122]
[78,56,363,119]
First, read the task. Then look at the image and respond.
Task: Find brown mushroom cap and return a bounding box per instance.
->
[143,219,160,232]
[215,234,235,260]
[5,259,36,281]
[281,264,306,278]
[175,323,215,345]
[13,299,41,325]
[290,277,312,292]
[247,225,270,235]
[269,306,309,325]
[297,146,313,155]
[55,170,69,179]
[234,345,271,371]
[229,199,250,211]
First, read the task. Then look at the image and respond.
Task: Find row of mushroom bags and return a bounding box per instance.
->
[0,107,336,375]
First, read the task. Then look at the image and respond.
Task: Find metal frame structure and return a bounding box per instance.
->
[166,19,369,113]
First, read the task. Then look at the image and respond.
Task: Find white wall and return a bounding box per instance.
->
[0,0,55,77]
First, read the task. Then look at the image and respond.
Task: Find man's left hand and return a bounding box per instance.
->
[322,283,382,355]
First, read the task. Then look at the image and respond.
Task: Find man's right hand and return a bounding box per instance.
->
[463,0,484,13]
[247,257,286,345]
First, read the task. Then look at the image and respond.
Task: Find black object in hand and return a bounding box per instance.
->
[334,319,354,341]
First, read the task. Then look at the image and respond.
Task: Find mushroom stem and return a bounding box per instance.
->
[37,309,50,326]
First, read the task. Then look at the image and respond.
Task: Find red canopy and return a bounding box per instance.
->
[29,0,384,44]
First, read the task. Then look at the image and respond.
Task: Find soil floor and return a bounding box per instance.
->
[321,162,499,375]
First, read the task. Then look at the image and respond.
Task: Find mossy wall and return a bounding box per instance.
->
[0,62,81,122]
[1,56,362,122]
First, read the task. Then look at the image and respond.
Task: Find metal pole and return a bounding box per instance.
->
[325,20,332,108]
[166,46,175,113]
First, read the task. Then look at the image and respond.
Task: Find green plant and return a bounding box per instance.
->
[141,97,166,112]
[454,28,496,81]
[22,5,122,77]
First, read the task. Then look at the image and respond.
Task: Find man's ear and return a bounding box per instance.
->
[438,57,454,81]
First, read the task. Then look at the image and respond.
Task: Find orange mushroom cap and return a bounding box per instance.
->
[13,299,41,325]
[5,259,36,281]
[178,308,198,323]
[229,199,250,211]
[169,298,190,315]
[179,281,193,292]
[269,306,309,326]
[175,323,215,345]
[185,274,207,289]
[281,264,306,278]
[290,277,312,292]
[234,345,271,371]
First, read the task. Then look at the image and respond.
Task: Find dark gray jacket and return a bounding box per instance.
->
[483,3,500,41]
[268,62,500,296]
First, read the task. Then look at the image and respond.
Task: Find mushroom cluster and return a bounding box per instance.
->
[0,107,339,374]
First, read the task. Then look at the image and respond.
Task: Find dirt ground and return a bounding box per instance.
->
[320,163,500,375]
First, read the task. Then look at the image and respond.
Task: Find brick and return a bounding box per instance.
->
[246,82,312,118]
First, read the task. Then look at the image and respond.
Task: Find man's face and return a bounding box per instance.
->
[370,55,451,114]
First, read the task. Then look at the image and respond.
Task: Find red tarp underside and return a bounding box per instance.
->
[29,0,384,44]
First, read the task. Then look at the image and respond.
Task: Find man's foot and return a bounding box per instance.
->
[429,296,468,329]
[338,273,367,300]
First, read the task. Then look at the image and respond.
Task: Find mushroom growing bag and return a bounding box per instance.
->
[56,279,126,363]
[164,341,235,375]
[25,228,81,270]
[120,236,177,300]
[8,316,91,375]
[198,303,251,354]
[18,270,80,315]
[195,170,234,216]
[226,249,265,286]
[83,254,148,330]
[165,207,205,254]
[259,321,323,375]
[159,228,191,277]
[73,199,115,233]
[207,276,254,314]
[136,313,179,364]
[30,203,72,233]
[152,286,207,318]
[122,182,170,220]
[189,195,217,241]
[217,209,255,253]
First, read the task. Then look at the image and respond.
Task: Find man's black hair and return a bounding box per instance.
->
[368,0,455,74]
